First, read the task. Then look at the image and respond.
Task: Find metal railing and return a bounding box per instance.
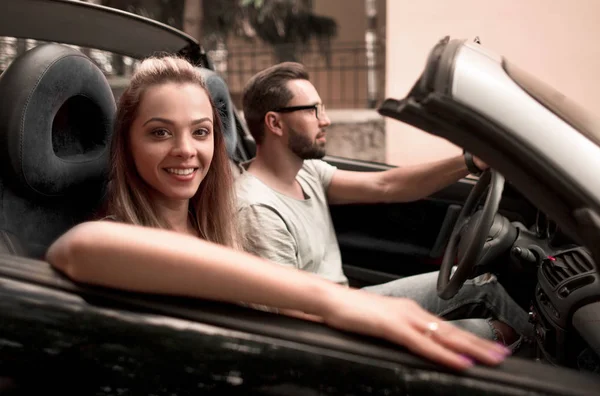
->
[2,37,386,110]
[0,37,138,77]
[220,41,386,109]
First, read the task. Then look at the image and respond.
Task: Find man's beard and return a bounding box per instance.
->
[288,127,326,160]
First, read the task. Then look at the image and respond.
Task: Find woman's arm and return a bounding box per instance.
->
[47,221,336,315]
[46,221,509,370]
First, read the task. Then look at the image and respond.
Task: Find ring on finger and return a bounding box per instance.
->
[423,321,440,338]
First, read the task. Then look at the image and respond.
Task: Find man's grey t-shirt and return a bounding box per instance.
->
[236,159,348,285]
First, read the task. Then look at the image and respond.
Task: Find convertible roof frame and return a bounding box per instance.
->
[1,0,206,62]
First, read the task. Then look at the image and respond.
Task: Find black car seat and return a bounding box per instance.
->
[196,67,245,178]
[197,68,238,160]
[0,43,115,258]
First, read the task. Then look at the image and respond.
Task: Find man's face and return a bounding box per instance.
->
[281,79,331,160]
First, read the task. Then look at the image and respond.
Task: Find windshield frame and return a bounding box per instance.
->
[503,60,600,148]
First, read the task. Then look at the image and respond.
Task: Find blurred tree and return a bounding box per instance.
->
[102,0,184,74]
[102,0,184,29]
[102,0,337,76]
[202,0,337,63]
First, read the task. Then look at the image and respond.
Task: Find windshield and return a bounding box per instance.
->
[503,60,600,147]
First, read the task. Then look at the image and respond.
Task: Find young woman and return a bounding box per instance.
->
[46,56,510,371]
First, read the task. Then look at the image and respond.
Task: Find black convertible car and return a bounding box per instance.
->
[1,0,600,395]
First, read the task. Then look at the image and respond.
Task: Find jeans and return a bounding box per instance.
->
[362,270,533,347]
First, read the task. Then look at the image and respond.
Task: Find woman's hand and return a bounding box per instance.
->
[320,288,510,371]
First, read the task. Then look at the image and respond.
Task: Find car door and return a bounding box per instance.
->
[325,155,537,287]
[2,253,600,396]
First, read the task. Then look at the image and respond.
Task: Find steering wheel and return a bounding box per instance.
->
[437,170,505,300]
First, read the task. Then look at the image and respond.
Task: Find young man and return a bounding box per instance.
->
[235,62,532,347]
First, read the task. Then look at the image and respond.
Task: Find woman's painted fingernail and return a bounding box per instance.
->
[489,351,507,361]
[496,343,512,355]
[459,354,474,366]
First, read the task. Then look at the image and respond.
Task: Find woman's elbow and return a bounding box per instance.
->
[46,222,102,280]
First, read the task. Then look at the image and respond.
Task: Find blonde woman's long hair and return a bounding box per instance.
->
[105,55,240,249]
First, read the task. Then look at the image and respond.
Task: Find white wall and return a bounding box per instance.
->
[386,0,600,165]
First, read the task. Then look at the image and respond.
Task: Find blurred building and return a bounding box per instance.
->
[384,0,600,166]
[187,0,387,110]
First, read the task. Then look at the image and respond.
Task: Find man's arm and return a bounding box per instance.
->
[327,155,482,205]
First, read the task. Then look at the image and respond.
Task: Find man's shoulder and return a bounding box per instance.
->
[300,159,327,173]
[235,172,279,208]
[298,159,337,189]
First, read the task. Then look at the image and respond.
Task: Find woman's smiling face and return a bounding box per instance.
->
[129,82,215,204]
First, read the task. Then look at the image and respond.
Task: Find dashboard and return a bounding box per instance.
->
[529,211,599,371]
[534,210,576,249]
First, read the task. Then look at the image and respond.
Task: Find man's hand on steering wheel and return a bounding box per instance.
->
[473,156,488,172]
[463,150,489,176]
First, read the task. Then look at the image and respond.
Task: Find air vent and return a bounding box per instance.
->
[541,249,594,288]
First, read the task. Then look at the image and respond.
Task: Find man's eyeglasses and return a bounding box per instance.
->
[271,103,326,120]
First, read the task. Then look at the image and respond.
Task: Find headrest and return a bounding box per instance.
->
[197,68,238,158]
[0,43,115,197]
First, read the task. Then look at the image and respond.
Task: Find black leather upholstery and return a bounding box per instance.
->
[0,229,25,256]
[197,68,238,158]
[0,43,115,258]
